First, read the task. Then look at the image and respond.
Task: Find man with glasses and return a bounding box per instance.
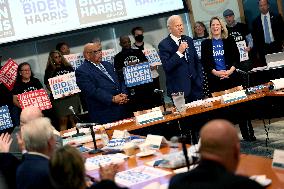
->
[75,42,129,124]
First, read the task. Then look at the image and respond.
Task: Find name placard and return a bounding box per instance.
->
[0,106,13,131]
[123,62,152,87]
[0,58,18,90]
[48,72,81,99]
[17,89,52,110]
[272,149,284,170]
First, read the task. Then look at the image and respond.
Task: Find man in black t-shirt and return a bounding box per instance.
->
[223,9,253,72]
[114,36,160,114]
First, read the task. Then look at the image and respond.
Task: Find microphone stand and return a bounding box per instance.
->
[69,107,85,138]
[88,123,103,154]
[180,135,190,171]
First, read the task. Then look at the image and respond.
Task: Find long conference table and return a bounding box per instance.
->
[81,144,284,189]
[104,89,284,137]
[62,89,284,189]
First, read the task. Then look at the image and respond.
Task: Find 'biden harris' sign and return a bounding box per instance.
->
[123,62,152,87]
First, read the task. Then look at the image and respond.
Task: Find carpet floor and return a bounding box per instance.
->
[238,118,284,158]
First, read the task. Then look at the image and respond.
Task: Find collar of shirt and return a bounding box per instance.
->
[170,34,181,46]
[261,11,270,19]
[28,152,50,159]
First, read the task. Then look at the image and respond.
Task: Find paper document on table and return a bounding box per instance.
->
[115,165,171,187]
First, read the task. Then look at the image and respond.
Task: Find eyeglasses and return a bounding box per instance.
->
[21,69,31,72]
[90,49,102,55]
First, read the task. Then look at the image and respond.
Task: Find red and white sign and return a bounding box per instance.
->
[0,58,18,90]
[17,89,52,110]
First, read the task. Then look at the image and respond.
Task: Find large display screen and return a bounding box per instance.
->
[0,0,185,44]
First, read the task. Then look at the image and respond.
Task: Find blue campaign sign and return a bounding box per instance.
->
[0,105,13,131]
[193,39,204,59]
[123,62,153,87]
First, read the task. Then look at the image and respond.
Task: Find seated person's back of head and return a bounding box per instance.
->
[169,119,264,189]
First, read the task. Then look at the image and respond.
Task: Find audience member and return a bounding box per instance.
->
[131,26,153,50]
[75,42,129,124]
[44,50,81,131]
[193,21,209,40]
[0,133,20,189]
[131,27,163,108]
[12,62,43,125]
[192,21,210,97]
[56,42,71,55]
[114,35,160,113]
[49,145,126,189]
[169,119,264,189]
[49,145,86,189]
[9,106,43,153]
[201,16,256,141]
[16,117,56,189]
[158,15,203,103]
[252,0,284,65]
[223,9,253,72]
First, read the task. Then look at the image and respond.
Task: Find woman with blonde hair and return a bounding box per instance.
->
[44,50,81,131]
[201,16,256,142]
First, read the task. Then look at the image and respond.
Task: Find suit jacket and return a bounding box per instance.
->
[252,12,284,55]
[0,153,21,189]
[16,153,54,189]
[158,35,203,99]
[169,160,264,189]
[75,60,127,124]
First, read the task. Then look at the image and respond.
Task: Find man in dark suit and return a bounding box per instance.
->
[252,0,284,65]
[158,15,203,103]
[76,42,129,124]
[169,119,264,189]
[16,117,56,189]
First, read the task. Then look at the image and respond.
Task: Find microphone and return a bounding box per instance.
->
[69,106,82,122]
[154,89,164,93]
[180,35,189,57]
[68,106,85,137]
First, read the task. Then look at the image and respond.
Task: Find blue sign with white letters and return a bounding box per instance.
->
[123,62,152,87]
[0,106,13,131]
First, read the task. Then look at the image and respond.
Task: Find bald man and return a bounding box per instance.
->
[158,15,203,103]
[169,119,264,189]
[75,42,128,124]
[9,106,62,153]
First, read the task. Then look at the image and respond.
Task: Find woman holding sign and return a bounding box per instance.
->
[12,62,43,124]
[201,17,256,142]
[44,50,81,131]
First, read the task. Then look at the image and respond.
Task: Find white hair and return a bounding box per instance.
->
[167,15,182,27]
[22,117,55,152]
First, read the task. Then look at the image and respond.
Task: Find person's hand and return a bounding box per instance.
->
[0,133,13,152]
[99,163,119,181]
[212,70,227,79]
[16,132,26,152]
[178,41,188,54]
[112,94,129,104]
[245,47,251,52]
[150,65,158,70]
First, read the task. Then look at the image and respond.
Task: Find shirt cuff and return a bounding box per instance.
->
[176,51,184,58]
